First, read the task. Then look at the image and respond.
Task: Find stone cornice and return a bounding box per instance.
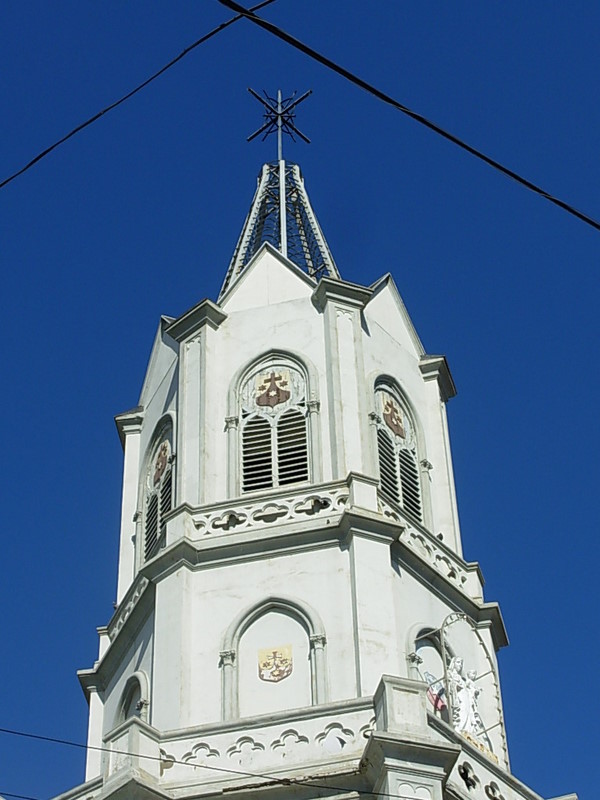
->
[82,576,156,691]
[158,695,373,743]
[420,355,457,402]
[141,498,507,650]
[361,730,461,781]
[312,277,373,312]
[114,406,144,448]
[165,298,227,342]
[393,537,508,650]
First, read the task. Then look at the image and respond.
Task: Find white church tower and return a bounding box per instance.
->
[64,93,575,800]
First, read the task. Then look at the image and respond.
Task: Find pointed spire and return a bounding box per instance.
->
[218,90,341,300]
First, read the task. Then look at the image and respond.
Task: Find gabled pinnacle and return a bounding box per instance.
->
[218,161,340,300]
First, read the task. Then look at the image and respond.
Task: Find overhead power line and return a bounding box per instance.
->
[0,723,413,800]
[0,1,277,191]
[219,0,600,233]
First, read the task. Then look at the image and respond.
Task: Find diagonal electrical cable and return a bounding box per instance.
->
[0,0,277,191]
[0,724,401,800]
[218,0,600,233]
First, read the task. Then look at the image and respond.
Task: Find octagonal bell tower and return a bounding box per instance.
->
[66,93,576,800]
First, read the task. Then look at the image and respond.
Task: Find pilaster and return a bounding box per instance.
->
[313,278,372,479]
[114,408,144,603]
[166,301,227,507]
[419,356,461,555]
[365,676,460,800]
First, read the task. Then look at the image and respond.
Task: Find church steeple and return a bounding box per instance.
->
[219,89,340,299]
[60,92,577,800]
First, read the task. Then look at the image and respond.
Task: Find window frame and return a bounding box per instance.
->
[373,380,425,523]
[140,417,174,564]
[228,351,319,497]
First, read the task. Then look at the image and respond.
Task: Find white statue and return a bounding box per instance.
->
[447,657,484,736]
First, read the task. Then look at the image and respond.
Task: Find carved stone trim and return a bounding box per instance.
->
[458,761,479,790]
[192,485,349,538]
[109,577,149,641]
[485,783,505,800]
[309,634,327,650]
[224,415,239,431]
[306,399,320,414]
[219,650,236,667]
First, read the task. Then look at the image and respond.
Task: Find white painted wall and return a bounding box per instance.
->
[97,245,509,770]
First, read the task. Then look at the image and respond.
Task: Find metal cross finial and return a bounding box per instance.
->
[247,88,312,161]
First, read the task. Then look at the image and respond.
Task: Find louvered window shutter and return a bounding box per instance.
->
[242,416,273,491]
[399,448,422,522]
[277,409,308,485]
[377,428,400,504]
[144,493,160,560]
[160,469,172,520]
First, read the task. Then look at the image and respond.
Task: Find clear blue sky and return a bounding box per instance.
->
[1,3,597,799]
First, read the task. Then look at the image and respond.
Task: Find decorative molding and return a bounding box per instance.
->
[114,406,144,447]
[270,728,309,754]
[165,299,227,342]
[485,783,506,800]
[219,650,236,667]
[227,735,265,760]
[311,276,373,312]
[458,760,479,790]
[397,785,432,800]
[381,496,472,594]
[108,577,149,641]
[224,415,239,431]
[307,398,320,414]
[104,700,374,787]
[191,484,349,539]
[182,741,220,763]
[315,721,355,752]
[419,355,457,402]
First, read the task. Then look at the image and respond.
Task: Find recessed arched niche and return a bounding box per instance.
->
[237,609,311,718]
[220,596,328,721]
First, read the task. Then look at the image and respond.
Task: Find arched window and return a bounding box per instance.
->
[116,672,149,726]
[239,363,309,492]
[414,629,449,722]
[374,384,422,521]
[142,421,173,561]
[121,681,142,720]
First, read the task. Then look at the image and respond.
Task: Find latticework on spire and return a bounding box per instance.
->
[219,162,340,299]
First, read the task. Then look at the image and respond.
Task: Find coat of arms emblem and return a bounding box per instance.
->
[256,371,291,408]
[258,645,293,682]
[382,394,405,438]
